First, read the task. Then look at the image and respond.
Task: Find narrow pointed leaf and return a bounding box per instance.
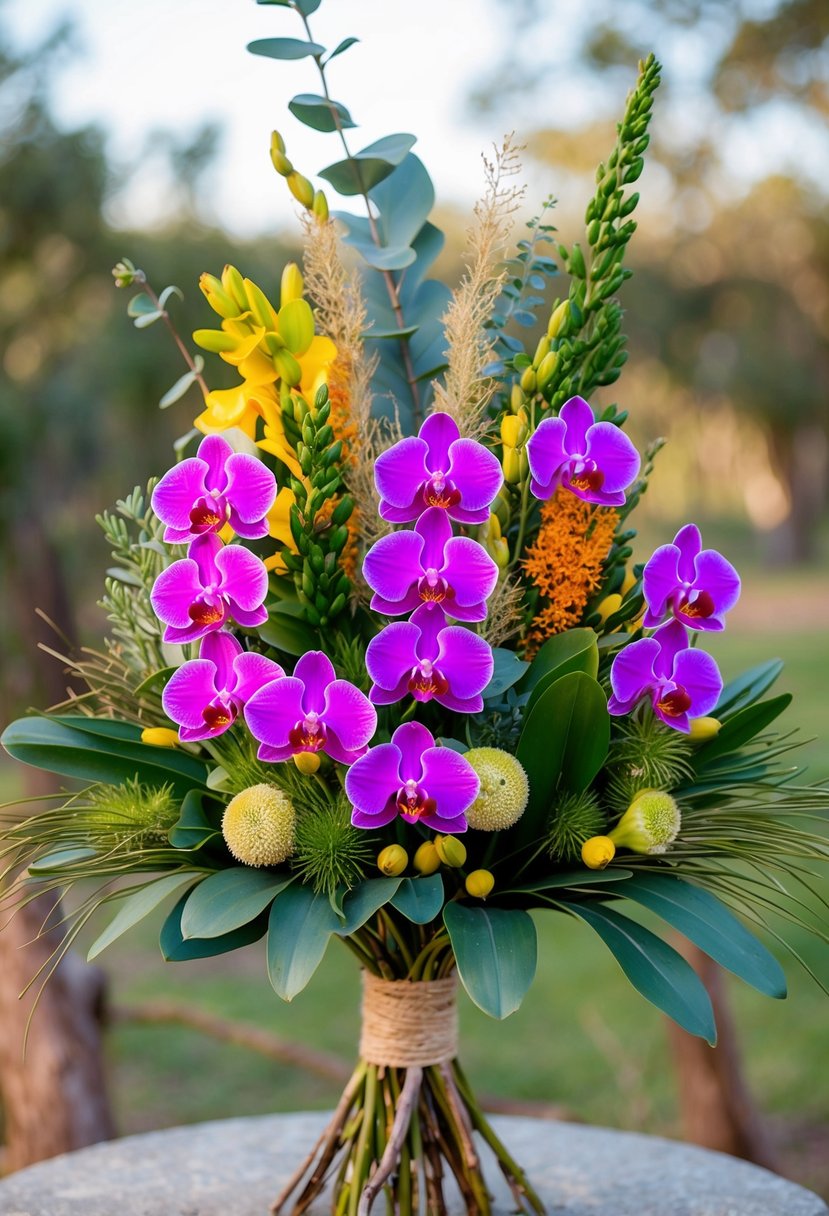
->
[267,884,342,1000]
[693,695,792,768]
[181,868,293,939]
[326,36,359,61]
[715,659,784,717]
[88,873,197,960]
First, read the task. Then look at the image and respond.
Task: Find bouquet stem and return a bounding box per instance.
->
[271,1057,545,1215]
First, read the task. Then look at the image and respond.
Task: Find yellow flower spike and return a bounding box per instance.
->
[520,367,536,394]
[464,748,529,831]
[293,751,321,774]
[581,836,616,870]
[434,835,467,868]
[196,381,279,441]
[688,716,722,743]
[312,190,329,221]
[502,447,523,485]
[532,335,550,367]
[547,299,570,339]
[192,328,238,354]
[297,335,337,403]
[536,350,558,393]
[609,789,681,855]
[222,264,249,312]
[140,727,179,749]
[377,845,408,877]
[278,299,315,357]
[199,274,238,320]
[413,841,440,875]
[500,413,527,449]
[281,263,305,308]
[243,277,279,331]
[465,870,495,899]
[222,785,295,867]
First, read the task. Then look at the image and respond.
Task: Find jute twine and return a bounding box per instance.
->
[359,973,458,1068]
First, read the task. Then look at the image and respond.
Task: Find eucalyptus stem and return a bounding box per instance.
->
[138,273,210,399]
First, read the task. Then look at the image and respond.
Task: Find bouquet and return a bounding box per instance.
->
[3,4,828,1213]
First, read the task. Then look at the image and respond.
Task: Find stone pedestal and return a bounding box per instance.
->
[0,1113,825,1215]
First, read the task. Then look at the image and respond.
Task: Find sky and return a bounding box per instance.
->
[5,0,827,237]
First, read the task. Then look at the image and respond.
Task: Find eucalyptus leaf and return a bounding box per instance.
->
[319,134,416,196]
[157,284,183,309]
[267,884,342,1000]
[484,649,529,700]
[88,873,197,960]
[247,37,326,60]
[326,35,359,61]
[569,902,716,1043]
[391,875,444,924]
[615,874,786,999]
[168,789,220,850]
[289,93,355,133]
[160,892,267,961]
[159,369,198,409]
[126,292,156,317]
[336,878,401,935]
[181,868,293,939]
[133,311,163,329]
[444,903,537,1019]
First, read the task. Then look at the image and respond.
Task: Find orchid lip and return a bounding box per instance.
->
[202,701,237,730]
[189,601,224,626]
[288,713,328,752]
[190,497,226,531]
[678,590,715,619]
[395,780,438,820]
[407,664,450,700]
[656,686,693,717]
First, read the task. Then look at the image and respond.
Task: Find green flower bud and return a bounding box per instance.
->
[434,835,467,868]
[287,172,315,209]
[312,190,329,221]
[609,790,681,855]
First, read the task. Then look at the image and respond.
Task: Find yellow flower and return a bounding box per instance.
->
[195,380,279,440]
[609,789,681,855]
[297,334,337,403]
[464,748,529,831]
[222,784,295,867]
[140,727,179,749]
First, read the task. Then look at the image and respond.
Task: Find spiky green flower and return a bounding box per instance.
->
[604,712,693,811]
[292,797,372,895]
[85,779,179,848]
[545,789,607,863]
[609,789,681,855]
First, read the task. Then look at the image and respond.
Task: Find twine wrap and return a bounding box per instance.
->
[359,973,458,1068]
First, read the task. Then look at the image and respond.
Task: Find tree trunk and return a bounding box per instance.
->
[666,942,780,1171]
[765,422,828,566]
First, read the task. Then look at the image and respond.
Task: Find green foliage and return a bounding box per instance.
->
[85,778,179,848]
[486,195,558,371]
[161,890,268,961]
[604,711,694,812]
[337,878,402,935]
[266,883,342,1000]
[544,789,606,863]
[443,903,537,1019]
[292,796,373,896]
[180,869,293,940]
[390,875,445,925]
[87,872,198,961]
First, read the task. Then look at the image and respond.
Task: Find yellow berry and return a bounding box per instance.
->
[581,836,616,869]
[377,844,408,876]
[434,835,467,868]
[413,841,441,875]
[465,869,495,899]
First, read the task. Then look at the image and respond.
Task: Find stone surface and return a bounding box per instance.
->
[0,1113,826,1216]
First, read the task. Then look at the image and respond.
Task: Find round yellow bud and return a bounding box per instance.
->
[434,835,467,868]
[688,716,721,742]
[546,299,569,339]
[280,262,304,307]
[581,836,616,870]
[287,172,315,209]
[464,748,529,832]
[312,190,329,221]
[222,785,295,868]
[520,367,537,394]
[609,789,681,855]
[140,727,179,749]
[413,841,440,875]
[377,845,408,876]
[293,751,321,775]
[465,869,495,899]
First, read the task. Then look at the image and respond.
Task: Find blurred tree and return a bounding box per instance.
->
[477,0,829,560]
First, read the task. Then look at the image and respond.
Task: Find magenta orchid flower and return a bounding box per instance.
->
[608,619,722,733]
[527,395,640,507]
[374,412,504,525]
[151,533,268,645]
[643,524,740,631]
[345,721,478,834]
[363,507,498,622]
[366,604,494,713]
[244,650,376,766]
[162,631,284,742]
[152,435,277,544]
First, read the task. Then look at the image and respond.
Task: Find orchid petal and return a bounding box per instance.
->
[435,690,484,714]
[244,677,305,748]
[673,524,702,583]
[323,729,370,766]
[418,810,468,835]
[379,494,428,524]
[374,437,430,510]
[345,744,402,817]
[232,654,286,703]
[189,533,224,583]
[214,544,268,612]
[651,620,689,678]
[559,396,595,454]
[351,801,400,830]
[322,681,377,754]
[442,537,498,608]
[420,412,460,467]
[369,676,410,706]
[527,417,568,499]
[409,603,445,659]
[420,748,479,821]
[642,544,681,628]
[162,660,218,729]
[362,529,424,606]
[391,721,434,782]
[224,453,277,526]
[199,631,244,690]
[293,651,337,715]
[366,622,420,690]
[435,626,494,699]
[671,649,723,718]
[693,549,741,616]
[609,637,660,708]
[584,421,641,494]
[151,459,208,533]
[150,559,203,629]
[417,507,453,571]
[198,435,234,491]
[445,439,504,513]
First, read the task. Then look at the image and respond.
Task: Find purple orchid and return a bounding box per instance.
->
[151,533,268,645]
[608,619,723,733]
[366,604,494,713]
[244,650,376,766]
[363,507,498,623]
[374,412,504,525]
[345,721,478,834]
[162,631,284,742]
[527,395,640,507]
[643,524,740,632]
[152,434,277,544]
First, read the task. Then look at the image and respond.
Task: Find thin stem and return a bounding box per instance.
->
[139,275,209,399]
[292,3,422,424]
[358,1066,422,1215]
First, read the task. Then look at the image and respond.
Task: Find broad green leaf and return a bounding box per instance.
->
[288,93,355,133]
[88,873,197,960]
[521,629,599,698]
[505,869,632,895]
[2,715,209,796]
[443,903,537,1019]
[181,868,292,939]
[168,790,220,850]
[693,695,792,769]
[616,874,786,998]
[370,154,435,251]
[326,35,359,61]
[267,884,342,1000]
[569,902,716,1043]
[160,892,267,961]
[336,878,401,935]
[390,875,444,924]
[715,659,783,718]
[259,611,318,658]
[319,134,417,196]
[515,672,609,847]
[483,649,529,700]
[126,292,156,317]
[247,37,325,60]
